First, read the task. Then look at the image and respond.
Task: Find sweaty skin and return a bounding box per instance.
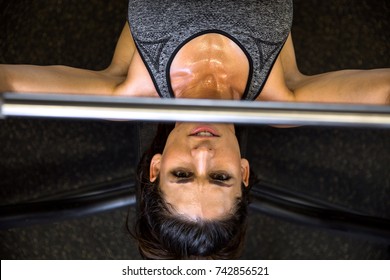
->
[169,34,249,100]
[1,22,389,104]
[149,123,250,220]
[115,28,294,101]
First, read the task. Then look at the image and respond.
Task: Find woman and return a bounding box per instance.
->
[0,0,388,259]
[134,122,257,259]
[1,0,389,103]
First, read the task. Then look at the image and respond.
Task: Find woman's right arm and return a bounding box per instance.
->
[0,22,136,96]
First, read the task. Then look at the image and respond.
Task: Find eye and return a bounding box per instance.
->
[210,172,232,181]
[172,170,193,178]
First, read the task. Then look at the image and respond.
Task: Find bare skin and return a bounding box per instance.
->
[1,20,388,221]
[149,122,250,220]
[1,22,389,104]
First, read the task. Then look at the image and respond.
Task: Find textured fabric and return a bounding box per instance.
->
[128,0,293,100]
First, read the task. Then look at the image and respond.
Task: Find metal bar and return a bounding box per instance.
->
[26,176,135,202]
[0,189,136,230]
[1,93,390,127]
[250,184,390,242]
[0,178,136,230]
[1,177,389,243]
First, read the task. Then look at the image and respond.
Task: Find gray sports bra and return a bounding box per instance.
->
[128,0,293,100]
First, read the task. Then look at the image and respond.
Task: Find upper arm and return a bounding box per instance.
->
[280,34,390,104]
[104,22,136,77]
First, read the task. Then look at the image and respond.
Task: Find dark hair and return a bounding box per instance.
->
[130,123,255,259]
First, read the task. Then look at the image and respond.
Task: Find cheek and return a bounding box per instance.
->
[162,134,189,156]
[218,147,242,166]
[161,148,187,164]
[162,142,184,159]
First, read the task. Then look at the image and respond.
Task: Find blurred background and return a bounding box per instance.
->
[0,0,389,259]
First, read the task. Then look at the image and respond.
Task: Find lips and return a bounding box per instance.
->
[189,125,220,137]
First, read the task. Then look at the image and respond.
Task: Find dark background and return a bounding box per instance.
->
[0,0,389,259]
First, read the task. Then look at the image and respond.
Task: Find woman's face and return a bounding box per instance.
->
[150,123,250,220]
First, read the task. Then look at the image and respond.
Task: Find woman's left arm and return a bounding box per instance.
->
[291,68,390,105]
[279,34,390,105]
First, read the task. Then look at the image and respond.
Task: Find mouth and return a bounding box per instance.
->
[189,125,220,137]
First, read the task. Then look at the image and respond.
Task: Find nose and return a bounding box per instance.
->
[191,141,215,156]
[191,145,215,156]
[191,143,215,175]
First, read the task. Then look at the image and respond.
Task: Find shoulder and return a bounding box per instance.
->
[256,33,305,102]
[256,55,295,102]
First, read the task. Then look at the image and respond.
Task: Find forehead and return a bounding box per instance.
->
[160,180,242,220]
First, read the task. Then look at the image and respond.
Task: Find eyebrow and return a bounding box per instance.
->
[171,178,233,188]
[175,178,194,184]
[210,180,233,187]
